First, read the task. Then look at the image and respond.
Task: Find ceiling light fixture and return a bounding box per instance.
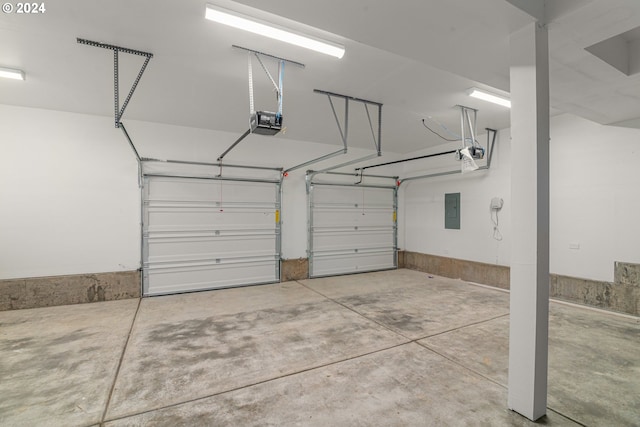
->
[468,88,511,108]
[0,66,25,80]
[205,4,345,59]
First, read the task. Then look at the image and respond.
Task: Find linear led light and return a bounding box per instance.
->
[205,4,345,59]
[468,88,511,108]
[0,66,25,80]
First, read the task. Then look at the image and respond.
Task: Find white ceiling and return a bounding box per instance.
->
[2,0,640,154]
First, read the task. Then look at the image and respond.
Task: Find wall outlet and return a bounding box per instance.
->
[569,242,580,250]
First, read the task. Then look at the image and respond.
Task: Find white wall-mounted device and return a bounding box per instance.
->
[490,197,504,210]
[490,197,503,241]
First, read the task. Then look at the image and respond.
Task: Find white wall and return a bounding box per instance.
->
[0,105,140,279]
[549,114,640,281]
[401,114,640,282]
[0,104,382,279]
[4,105,636,283]
[399,129,512,266]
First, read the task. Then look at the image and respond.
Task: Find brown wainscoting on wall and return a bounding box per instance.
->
[0,270,141,311]
[399,251,510,290]
[3,258,637,316]
[615,261,640,288]
[550,261,640,316]
[281,258,309,281]
[399,251,639,317]
[397,250,405,270]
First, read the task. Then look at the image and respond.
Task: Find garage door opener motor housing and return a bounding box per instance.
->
[251,111,282,135]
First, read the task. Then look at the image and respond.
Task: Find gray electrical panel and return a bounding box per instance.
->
[445,193,460,229]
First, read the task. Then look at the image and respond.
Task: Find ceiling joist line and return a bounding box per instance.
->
[297,89,383,188]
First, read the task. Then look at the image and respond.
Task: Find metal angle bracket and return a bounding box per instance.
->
[298,90,383,183]
[455,105,485,160]
[77,38,153,128]
[284,90,384,178]
[232,45,305,69]
[313,89,383,155]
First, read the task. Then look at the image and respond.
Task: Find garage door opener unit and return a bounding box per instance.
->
[217,46,305,162]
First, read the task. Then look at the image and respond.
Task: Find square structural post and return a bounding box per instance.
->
[508,21,550,421]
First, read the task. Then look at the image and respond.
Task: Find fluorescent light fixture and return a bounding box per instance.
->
[468,88,511,108]
[0,66,25,80]
[205,4,345,59]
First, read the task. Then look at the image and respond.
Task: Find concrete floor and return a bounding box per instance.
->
[0,269,638,426]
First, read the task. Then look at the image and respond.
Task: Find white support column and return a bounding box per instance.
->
[507,21,550,421]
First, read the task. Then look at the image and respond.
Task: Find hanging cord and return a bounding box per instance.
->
[361,185,365,216]
[491,208,502,241]
[422,118,478,145]
[422,118,458,142]
[427,116,460,140]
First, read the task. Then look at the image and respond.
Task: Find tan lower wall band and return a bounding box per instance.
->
[2,256,637,316]
[399,251,639,317]
[0,270,140,311]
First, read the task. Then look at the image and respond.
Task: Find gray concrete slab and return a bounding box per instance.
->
[421,301,640,426]
[302,269,510,339]
[547,303,640,427]
[0,299,139,427]
[106,281,408,419]
[299,268,434,299]
[138,280,327,320]
[3,269,637,426]
[105,344,579,427]
[420,314,510,385]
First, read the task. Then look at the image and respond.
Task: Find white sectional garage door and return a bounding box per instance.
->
[143,176,280,296]
[309,183,397,277]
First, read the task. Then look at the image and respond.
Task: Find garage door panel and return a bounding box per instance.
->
[146,203,277,212]
[143,176,279,295]
[147,179,276,203]
[312,202,392,211]
[147,209,276,230]
[311,250,396,277]
[313,209,393,228]
[147,234,276,262]
[145,259,277,296]
[313,229,394,251]
[147,229,276,239]
[309,184,397,278]
[313,186,390,205]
